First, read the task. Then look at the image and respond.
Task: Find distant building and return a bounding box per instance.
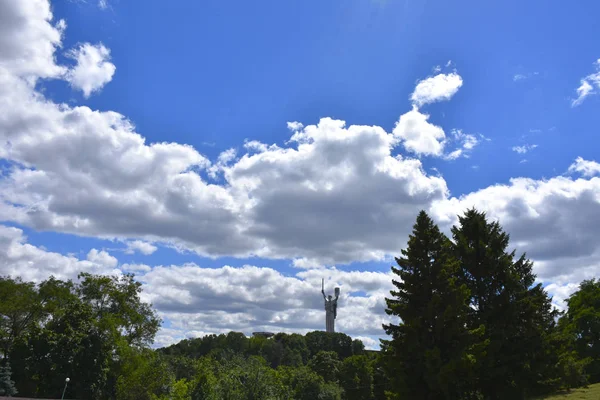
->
[252,331,275,338]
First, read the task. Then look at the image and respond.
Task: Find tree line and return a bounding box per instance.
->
[0,208,598,399]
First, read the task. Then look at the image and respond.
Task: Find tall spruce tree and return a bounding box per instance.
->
[383,211,483,400]
[451,208,561,399]
[0,362,17,397]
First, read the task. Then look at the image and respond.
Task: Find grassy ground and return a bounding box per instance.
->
[536,383,600,399]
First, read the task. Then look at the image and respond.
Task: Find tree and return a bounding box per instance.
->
[383,210,482,400]
[11,296,112,399]
[308,351,342,383]
[213,355,282,400]
[371,354,389,400]
[351,340,365,356]
[338,355,373,400]
[560,279,600,383]
[0,362,17,397]
[77,273,161,348]
[0,277,42,358]
[305,331,354,360]
[116,348,173,400]
[452,208,561,398]
[6,274,161,399]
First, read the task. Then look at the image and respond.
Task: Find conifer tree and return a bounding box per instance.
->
[452,208,561,399]
[383,211,482,400]
[0,362,17,397]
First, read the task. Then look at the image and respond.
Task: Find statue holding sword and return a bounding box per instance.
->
[321,278,340,333]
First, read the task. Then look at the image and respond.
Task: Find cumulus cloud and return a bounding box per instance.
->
[135,263,395,345]
[0,225,393,348]
[568,157,600,177]
[410,72,463,107]
[512,144,538,154]
[0,0,66,79]
[125,240,158,255]
[431,172,600,289]
[0,225,119,281]
[572,59,600,106]
[393,107,446,156]
[86,248,118,267]
[65,43,116,97]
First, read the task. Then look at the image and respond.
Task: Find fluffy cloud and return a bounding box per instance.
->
[65,43,116,97]
[0,0,66,79]
[134,263,395,348]
[393,107,446,156]
[125,240,158,255]
[87,248,118,267]
[568,157,600,177]
[410,72,463,107]
[0,225,119,281]
[572,59,600,106]
[0,225,392,348]
[431,170,600,291]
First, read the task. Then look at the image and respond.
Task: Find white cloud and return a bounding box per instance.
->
[431,172,600,288]
[410,72,463,107]
[544,282,579,311]
[572,59,600,107]
[0,225,393,344]
[98,0,108,9]
[243,140,269,153]
[393,107,446,156]
[142,264,394,341]
[513,71,540,82]
[125,240,158,255]
[65,43,116,97]
[0,0,66,79]
[512,144,538,154]
[87,248,118,267]
[443,129,480,160]
[287,121,304,132]
[0,225,119,281]
[568,157,600,177]
[122,263,152,273]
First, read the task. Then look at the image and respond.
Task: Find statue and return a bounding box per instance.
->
[321,279,340,333]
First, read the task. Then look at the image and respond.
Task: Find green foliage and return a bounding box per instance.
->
[2,273,160,399]
[212,355,282,400]
[560,279,600,383]
[338,355,373,400]
[384,210,482,400]
[309,351,342,383]
[0,277,42,358]
[305,331,355,359]
[452,208,564,398]
[116,348,173,400]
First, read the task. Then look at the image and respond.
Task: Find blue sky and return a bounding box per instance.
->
[1,0,600,348]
